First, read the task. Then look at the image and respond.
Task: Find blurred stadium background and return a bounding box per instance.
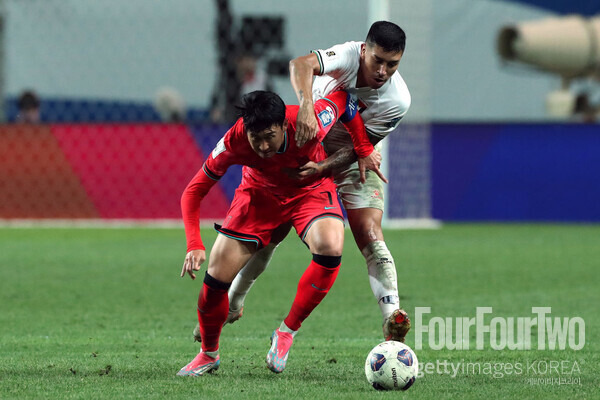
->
[0,0,599,224]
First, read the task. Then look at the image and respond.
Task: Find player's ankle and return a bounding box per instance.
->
[204,349,219,358]
[279,322,298,337]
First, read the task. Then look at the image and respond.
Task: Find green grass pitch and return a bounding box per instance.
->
[0,224,598,399]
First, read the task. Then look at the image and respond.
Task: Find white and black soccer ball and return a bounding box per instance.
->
[365,340,418,391]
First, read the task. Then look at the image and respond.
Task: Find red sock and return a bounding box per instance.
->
[197,274,230,353]
[284,256,341,331]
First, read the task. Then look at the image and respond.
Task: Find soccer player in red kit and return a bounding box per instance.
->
[177,90,382,376]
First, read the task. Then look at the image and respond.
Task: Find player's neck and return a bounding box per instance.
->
[355,72,368,88]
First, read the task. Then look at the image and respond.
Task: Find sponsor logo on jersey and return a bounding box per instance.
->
[347,93,358,115]
[317,106,335,127]
[341,94,359,123]
[326,51,336,57]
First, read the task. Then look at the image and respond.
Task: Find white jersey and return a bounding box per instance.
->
[311,41,411,154]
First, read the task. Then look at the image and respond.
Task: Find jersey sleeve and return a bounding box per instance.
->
[365,106,409,140]
[181,125,240,251]
[312,42,361,76]
[365,79,412,140]
[181,167,218,251]
[314,90,373,158]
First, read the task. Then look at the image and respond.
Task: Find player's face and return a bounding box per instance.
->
[359,43,403,89]
[247,121,288,159]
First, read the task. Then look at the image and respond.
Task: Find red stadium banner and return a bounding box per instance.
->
[0,124,230,220]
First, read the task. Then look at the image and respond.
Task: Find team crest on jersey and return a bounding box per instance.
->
[317,106,335,127]
[326,51,336,57]
[212,137,226,158]
[385,116,403,129]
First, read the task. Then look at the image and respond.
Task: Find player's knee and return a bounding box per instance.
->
[351,216,384,249]
[312,229,344,255]
[304,218,344,255]
[310,238,343,256]
[207,247,251,282]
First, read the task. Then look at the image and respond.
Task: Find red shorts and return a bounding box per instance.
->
[215,179,343,248]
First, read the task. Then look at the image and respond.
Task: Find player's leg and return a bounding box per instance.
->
[336,166,410,342]
[192,223,292,342]
[177,235,255,376]
[267,184,344,373]
[180,185,278,376]
[267,217,344,373]
[282,217,344,332]
[227,222,292,320]
[346,207,409,341]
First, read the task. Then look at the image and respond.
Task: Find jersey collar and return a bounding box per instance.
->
[277,130,289,154]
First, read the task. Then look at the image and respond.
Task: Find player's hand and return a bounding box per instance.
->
[297,161,324,179]
[358,150,388,184]
[181,249,206,280]
[296,102,319,147]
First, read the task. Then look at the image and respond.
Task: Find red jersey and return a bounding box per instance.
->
[182,90,372,251]
[205,106,329,198]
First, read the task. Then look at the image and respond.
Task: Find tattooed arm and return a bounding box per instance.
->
[297,146,387,183]
[289,53,322,147]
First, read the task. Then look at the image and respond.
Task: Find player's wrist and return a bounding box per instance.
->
[316,161,327,173]
[186,244,205,253]
[356,146,374,159]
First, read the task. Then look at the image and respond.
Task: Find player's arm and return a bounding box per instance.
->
[180,136,233,280]
[180,166,219,280]
[298,146,387,183]
[298,146,359,176]
[314,91,387,183]
[289,53,322,147]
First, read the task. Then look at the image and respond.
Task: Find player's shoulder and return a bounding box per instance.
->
[316,40,361,55]
[285,105,299,135]
[328,40,362,53]
[314,41,362,74]
[222,118,247,148]
[386,72,411,111]
[285,105,299,121]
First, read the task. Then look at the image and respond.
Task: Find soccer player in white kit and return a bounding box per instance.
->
[195,21,412,343]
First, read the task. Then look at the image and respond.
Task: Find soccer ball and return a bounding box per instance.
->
[364,340,418,391]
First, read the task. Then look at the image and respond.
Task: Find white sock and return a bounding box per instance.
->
[279,321,298,337]
[228,243,278,312]
[204,349,219,358]
[362,241,400,321]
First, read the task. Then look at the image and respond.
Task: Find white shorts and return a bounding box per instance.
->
[333,161,385,211]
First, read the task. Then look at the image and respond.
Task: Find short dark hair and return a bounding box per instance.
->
[18,90,40,111]
[237,91,286,133]
[365,21,406,53]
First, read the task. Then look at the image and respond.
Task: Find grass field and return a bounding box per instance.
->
[1,224,598,399]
